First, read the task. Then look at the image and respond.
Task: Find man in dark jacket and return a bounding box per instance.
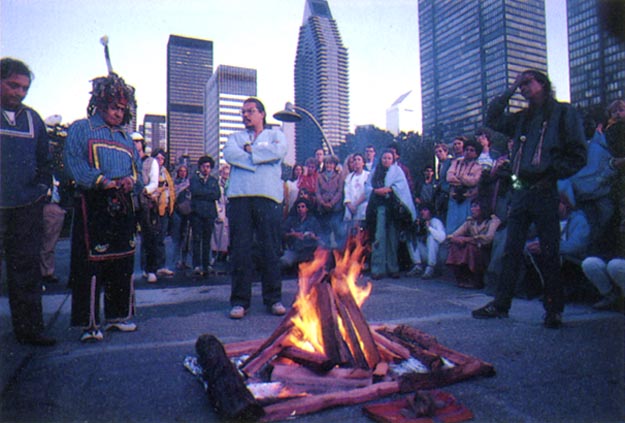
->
[189,155,220,276]
[472,69,586,328]
[0,58,55,346]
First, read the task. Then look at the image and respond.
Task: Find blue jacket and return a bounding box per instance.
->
[1,104,50,208]
[223,128,287,203]
[64,114,141,190]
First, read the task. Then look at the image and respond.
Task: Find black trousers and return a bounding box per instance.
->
[494,185,563,313]
[0,200,45,338]
[228,197,282,308]
[69,193,135,328]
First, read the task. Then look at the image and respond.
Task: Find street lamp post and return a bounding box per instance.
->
[273,102,334,156]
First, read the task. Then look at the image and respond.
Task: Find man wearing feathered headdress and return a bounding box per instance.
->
[64,70,142,342]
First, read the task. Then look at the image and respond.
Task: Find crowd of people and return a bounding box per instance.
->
[2,57,624,346]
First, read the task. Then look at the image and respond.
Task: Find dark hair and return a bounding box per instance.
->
[423,165,434,172]
[352,153,365,162]
[197,155,215,168]
[387,142,401,156]
[475,127,492,143]
[152,148,167,160]
[291,164,304,181]
[522,69,553,99]
[463,137,483,156]
[243,97,266,127]
[294,198,311,209]
[371,149,395,188]
[87,73,136,125]
[419,202,434,212]
[0,57,33,81]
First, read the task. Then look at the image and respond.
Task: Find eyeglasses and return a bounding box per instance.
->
[240,108,257,115]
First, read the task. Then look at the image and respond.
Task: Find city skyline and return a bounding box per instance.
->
[0,0,568,136]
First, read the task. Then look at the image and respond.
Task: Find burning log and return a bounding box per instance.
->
[278,346,335,373]
[335,289,381,369]
[271,364,372,392]
[261,381,400,422]
[371,330,411,361]
[195,334,264,421]
[316,280,353,366]
[241,331,291,377]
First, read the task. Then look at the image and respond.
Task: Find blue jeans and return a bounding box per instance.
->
[227,197,282,308]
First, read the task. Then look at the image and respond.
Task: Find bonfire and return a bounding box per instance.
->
[185,237,495,422]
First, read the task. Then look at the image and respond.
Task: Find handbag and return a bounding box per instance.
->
[175,190,192,216]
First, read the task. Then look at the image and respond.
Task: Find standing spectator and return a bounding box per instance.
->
[152,149,175,277]
[134,132,159,283]
[0,57,55,346]
[223,97,288,319]
[172,164,191,270]
[314,147,325,172]
[604,99,625,255]
[364,144,376,172]
[64,72,140,342]
[407,203,446,279]
[433,143,452,221]
[298,157,319,209]
[446,199,500,289]
[315,154,345,249]
[414,165,436,207]
[388,143,415,193]
[446,138,483,233]
[365,149,416,279]
[40,116,70,287]
[475,127,496,169]
[451,136,467,159]
[472,69,587,328]
[343,153,369,236]
[284,163,303,217]
[279,198,321,269]
[211,163,230,269]
[189,155,220,276]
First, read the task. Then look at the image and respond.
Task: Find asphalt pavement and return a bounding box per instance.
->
[1,238,623,423]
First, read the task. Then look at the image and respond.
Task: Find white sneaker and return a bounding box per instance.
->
[422,266,435,279]
[229,306,246,319]
[147,272,157,283]
[105,321,137,332]
[80,329,104,342]
[157,268,174,277]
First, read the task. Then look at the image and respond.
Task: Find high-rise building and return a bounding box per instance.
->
[419,0,547,142]
[205,65,257,166]
[567,0,625,110]
[143,114,167,153]
[386,90,422,135]
[167,35,213,166]
[294,0,349,164]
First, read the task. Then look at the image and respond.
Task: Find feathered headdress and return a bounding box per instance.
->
[86,36,136,125]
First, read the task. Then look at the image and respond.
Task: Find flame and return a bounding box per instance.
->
[287,236,372,356]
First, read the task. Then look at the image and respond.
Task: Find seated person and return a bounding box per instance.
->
[279,198,321,269]
[446,199,500,289]
[582,257,624,311]
[407,203,446,279]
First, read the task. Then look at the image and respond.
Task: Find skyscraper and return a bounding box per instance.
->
[143,114,167,152]
[294,0,349,164]
[205,65,257,166]
[567,0,625,110]
[386,90,421,136]
[419,0,547,142]
[167,35,213,166]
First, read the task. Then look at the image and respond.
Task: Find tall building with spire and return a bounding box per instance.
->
[167,35,213,166]
[294,0,349,164]
[419,0,547,142]
[205,65,257,167]
[567,0,625,110]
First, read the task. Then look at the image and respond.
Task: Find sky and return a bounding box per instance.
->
[1,0,568,133]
